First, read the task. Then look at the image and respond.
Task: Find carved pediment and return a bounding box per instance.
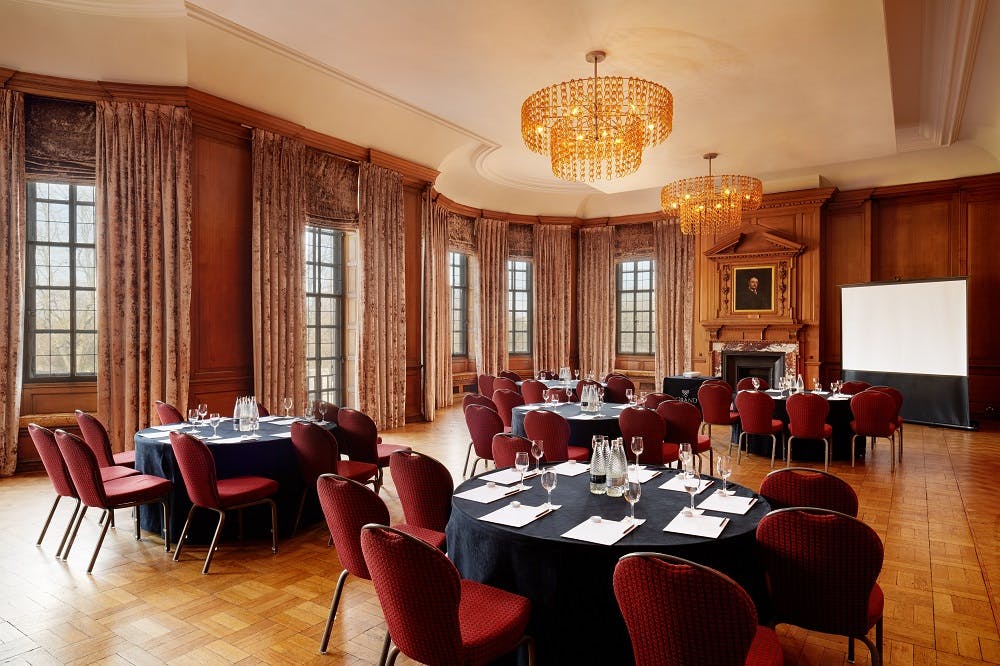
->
[704,229,805,263]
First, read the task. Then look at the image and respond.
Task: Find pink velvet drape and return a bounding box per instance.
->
[533,224,572,372]
[653,218,695,378]
[422,194,452,420]
[476,217,508,376]
[577,226,616,378]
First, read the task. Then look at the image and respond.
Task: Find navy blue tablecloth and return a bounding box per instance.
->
[510,402,624,447]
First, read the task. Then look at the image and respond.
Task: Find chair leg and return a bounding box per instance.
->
[202,508,227,574]
[848,635,855,663]
[875,617,883,665]
[134,503,141,541]
[851,434,857,468]
[86,509,114,573]
[463,441,474,478]
[377,629,392,666]
[898,425,903,462]
[293,490,307,536]
[469,456,481,477]
[770,434,778,468]
[386,646,401,666]
[173,505,198,562]
[268,499,278,554]
[55,500,81,558]
[161,499,171,551]
[737,433,746,464]
[62,505,89,560]
[36,495,63,546]
[319,569,349,653]
[786,436,794,468]
[889,434,895,473]
[824,437,830,473]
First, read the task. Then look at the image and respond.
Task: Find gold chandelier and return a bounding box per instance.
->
[521,50,673,182]
[661,153,763,235]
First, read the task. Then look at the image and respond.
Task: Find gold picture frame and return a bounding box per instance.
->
[732,265,775,313]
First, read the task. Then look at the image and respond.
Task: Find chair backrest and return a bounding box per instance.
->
[614,552,760,666]
[698,383,735,426]
[491,434,534,468]
[498,370,522,382]
[311,401,341,422]
[657,401,702,445]
[519,379,547,404]
[492,376,520,394]
[869,386,903,412]
[477,374,496,397]
[389,451,453,532]
[155,400,184,425]
[522,409,571,461]
[642,392,673,409]
[491,389,525,428]
[54,430,108,508]
[30,424,76,499]
[604,375,635,403]
[169,431,221,509]
[361,524,464,664]
[785,392,830,439]
[849,391,897,438]
[317,474,390,579]
[256,401,270,417]
[756,508,883,636]
[290,421,339,486]
[465,404,504,460]
[701,379,733,391]
[760,467,859,517]
[73,410,115,467]
[462,393,496,412]
[619,407,667,465]
[736,376,770,391]
[839,380,871,395]
[734,390,776,435]
[545,387,569,402]
[336,408,380,464]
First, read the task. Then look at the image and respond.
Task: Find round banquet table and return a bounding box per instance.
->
[446,467,771,665]
[510,401,625,447]
[735,389,859,462]
[134,417,335,542]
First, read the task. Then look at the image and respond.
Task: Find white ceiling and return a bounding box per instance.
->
[2,0,999,217]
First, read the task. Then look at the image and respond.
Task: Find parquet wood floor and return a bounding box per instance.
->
[1,404,998,665]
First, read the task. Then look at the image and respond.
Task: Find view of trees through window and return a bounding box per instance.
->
[617,259,655,355]
[305,225,345,406]
[507,259,532,355]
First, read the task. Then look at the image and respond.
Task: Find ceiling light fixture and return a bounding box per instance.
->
[521,50,673,182]
[661,152,763,235]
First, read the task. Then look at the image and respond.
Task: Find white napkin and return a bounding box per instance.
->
[271,417,298,426]
[562,517,646,545]
[258,415,281,422]
[608,403,630,410]
[141,430,173,439]
[150,423,189,432]
[568,413,604,420]
[663,510,729,538]
[268,430,292,439]
[454,483,530,504]
[479,468,540,485]
[479,503,561,527]
[697,493,758,515]
[658,475,714,494]
[552,460,590,477]
[520,404,546,411]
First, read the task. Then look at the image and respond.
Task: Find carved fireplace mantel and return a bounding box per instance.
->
[703,321,804,343]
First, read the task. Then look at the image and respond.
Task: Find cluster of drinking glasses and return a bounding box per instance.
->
[512,441,559,509]
[187,403,223,438]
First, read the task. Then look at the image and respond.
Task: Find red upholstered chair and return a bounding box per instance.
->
[360,524,535,666]
[785,392,833,471]
[850,390,899,472]
[74,410,135,468]
[619,407,671,465]
[389,451,453,535]
[657,400,713,472]
[255,401,270,417]
[54,430,172,573]
[311,401,340,423]
[169,431,279,574]
[698,381,739,439]
[545,387,569,403]
[289,421,377,533]
[760,467,859,517]
[491,388,525,430]
[523,409,589,462]
[839,380,871,396]
[734,391,784,468]
[464,404,504,477]
[614,552,784,666]
[642,392,673,409]
[736,377,770,391]
[492,376,519,394]
[491,433,533,468]
[520,379,547,404]
[336,408,412,493]
[462,393,496,412]
[499,370,523,382]
[604,374,635,404]
[870,386,904,461]
[316,474,446,658]
[757,508,884,666]
[477,374,496,397]
[154,400,184,425]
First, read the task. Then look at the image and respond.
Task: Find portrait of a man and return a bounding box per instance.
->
[733,266,774,312]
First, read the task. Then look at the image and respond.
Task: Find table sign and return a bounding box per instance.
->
[663,510,729,538]
[479,502,561,527]
[697,493,758,515]
[454,483,530,504]
[659,475,713,494]
[562,517,646,545]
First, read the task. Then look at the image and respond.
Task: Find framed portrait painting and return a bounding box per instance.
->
[733,265,774,312]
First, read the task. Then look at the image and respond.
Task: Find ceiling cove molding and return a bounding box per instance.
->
[184,2,493,147]
[20,0,186,19]
[472,144,591,195]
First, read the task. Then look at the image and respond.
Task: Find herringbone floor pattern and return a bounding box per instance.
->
[1,404,998,664]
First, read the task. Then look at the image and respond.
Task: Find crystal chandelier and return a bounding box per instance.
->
[661,153,763,235]
[521,51,673,182]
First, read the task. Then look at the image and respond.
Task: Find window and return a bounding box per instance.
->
[617,259,655,355]
[507,259,532,355]
[25,182,97,381]
[449,252,469,356]
[305,226,345,406]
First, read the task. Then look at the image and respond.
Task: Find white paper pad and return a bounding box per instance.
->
[552,461,590,476]
[697,493,758,515]
[150,423,189,432]
[269,430,292,439]
[568,413,604,420]
[630,467,663,483]
[213,436,245,444]
[829,395,850,401]
[609,403,630,410]
[663,510,729,538]
[479,468,539,485]
[520,404,547,411]
[259,415,281,422]
[659,475,714,494]
[479,503,561,527]
[562,517,646,545]
[454,483,529,504]
[271,417,298,425]
[141,430,173,439]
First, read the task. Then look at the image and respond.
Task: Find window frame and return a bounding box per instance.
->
[304,225,346,406]
[616,259,655,356]
[449,251,469,357]
[507,258,533,356]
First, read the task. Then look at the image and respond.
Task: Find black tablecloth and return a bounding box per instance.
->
[135,417,335,542]
[661,375,722,409]
[510,402,625,447]
[446,468,770,665]
[735,390,859,461]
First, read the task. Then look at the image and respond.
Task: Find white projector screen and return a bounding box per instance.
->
[841,278,967,377]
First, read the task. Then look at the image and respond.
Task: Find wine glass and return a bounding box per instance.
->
[541,467,557,508]
[565,387,574,404]
[679,442,693,473]
[530,439,544,474]
[597,386,605,404]
[625,388,635,405]
[283,397,293,417]
[715,454,733,496]
[209,412,221,438]
[514,451,529,489]
[198,403,208,423]
[317,401,328,424]
[624,470,642,523]
[813,378,821,392]
[187,408,200,432]
[682,470,701,516]
[630,436,644,467]
[752,377,761,390]
[574,369,580,380]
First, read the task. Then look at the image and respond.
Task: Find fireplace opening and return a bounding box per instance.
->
[722,352,785,389]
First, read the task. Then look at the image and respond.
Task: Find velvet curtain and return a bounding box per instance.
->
[95,100,192,452]
[653,218,695,378]
[422,194,452,420]
[0,90,24,476]
[533,224,572,372]
[358,162,406,429]
[251,129,307,414]
[577,226,616,379]
[476,217,508,376]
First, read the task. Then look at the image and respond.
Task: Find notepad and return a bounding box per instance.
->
[479,503,561,527]
[658,475,713,494]
[454,483,530,504]
[552,460,590,477]
[697,493,757,515]
[562,517,645,545]
[663,510,729,538]
[150,423,189,432]
[629,467,662,483]
[141,430,173,439]
[479,468,540,485]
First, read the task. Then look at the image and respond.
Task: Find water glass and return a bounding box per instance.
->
[624,471,642,523]
[187,408,200,432]
[514,451,529,488]
[565,387,574,404]
[679,442,693,472]
[541,467,557,508]
[625,388,634,405]
[209,412,221,438]
[682,470,701,516]
[715,454,733,496]
[283,397,293,417]
[198,403,208,422]
[531,440,544,473]
[630,436,644,467]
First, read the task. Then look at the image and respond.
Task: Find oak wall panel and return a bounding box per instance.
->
[872,197,952,281]
[820,199,871,379]
[967,198,1000,416]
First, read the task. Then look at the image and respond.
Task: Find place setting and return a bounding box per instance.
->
[479,467,561,527]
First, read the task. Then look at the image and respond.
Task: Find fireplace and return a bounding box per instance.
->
[722,351,785,389]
